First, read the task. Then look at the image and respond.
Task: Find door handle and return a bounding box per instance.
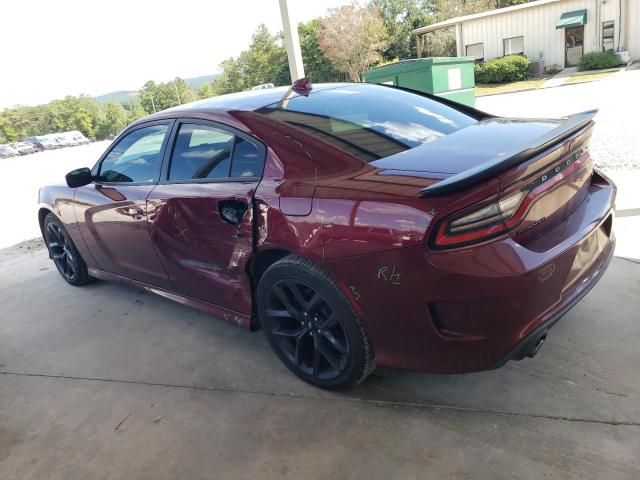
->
[218,199,248,226]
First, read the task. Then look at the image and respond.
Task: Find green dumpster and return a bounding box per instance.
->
[363,57,476,107]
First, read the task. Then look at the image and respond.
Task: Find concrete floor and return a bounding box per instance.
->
[1,244,639,479]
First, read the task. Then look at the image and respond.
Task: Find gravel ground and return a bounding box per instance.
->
[477,68,640,171]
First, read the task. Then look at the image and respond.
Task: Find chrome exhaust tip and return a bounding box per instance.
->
[526,335,546,358]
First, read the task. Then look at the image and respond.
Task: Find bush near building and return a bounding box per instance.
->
[474,55,532,84]
[579,51,620,71]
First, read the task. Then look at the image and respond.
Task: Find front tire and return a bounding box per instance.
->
[43,213,90,286]
[257,255,374,390]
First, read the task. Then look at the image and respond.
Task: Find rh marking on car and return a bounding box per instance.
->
[377,265,401,285]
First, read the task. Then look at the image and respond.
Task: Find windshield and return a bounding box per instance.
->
[257,84,478,162]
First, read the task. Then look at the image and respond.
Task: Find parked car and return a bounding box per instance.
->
[43,134,65,148]
[251,83,275,91]
[67,130,90,145]
[0,144,19,158]
[38,136,62,149]
[53,135,77,147]
[38,81,615,390]
[26,135,62,150]
[12,142,37,155]
[23,137,47,152]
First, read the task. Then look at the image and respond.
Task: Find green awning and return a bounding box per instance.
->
[556,9,587,29]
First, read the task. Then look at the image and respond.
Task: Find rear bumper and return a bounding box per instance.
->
[322,173,616,374]
[492,237,614,368]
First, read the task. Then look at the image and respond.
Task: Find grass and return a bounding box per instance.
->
[475,78,547,96]
[475,68,618,96]
[563,71,617,85]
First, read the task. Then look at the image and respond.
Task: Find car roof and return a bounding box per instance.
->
[164,82,353,114]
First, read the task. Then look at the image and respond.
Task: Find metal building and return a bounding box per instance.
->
[412,0,639,69]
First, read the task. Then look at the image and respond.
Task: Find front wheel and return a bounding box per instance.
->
[43,213,91,286]
[257,255,374,390]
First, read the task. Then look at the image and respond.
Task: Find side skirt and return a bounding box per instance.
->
[88,267,252,329]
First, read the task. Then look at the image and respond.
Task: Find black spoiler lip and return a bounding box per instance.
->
[419,109,598,198]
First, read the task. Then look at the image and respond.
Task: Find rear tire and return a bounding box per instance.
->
[43,213,91,286]
[257,254,374,390]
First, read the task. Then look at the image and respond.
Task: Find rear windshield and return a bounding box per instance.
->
[257,84,478,162]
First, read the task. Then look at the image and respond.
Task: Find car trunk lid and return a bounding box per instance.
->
[384,110,598,249]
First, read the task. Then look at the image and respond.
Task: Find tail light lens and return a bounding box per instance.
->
[431,145,590,250]
[433,191,525,248]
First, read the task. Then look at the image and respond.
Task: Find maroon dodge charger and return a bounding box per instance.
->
[38,82,615,389]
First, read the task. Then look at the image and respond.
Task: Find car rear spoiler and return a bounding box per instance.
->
[419,109,598,198]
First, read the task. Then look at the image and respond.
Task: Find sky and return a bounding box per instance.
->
[0,0,353,109]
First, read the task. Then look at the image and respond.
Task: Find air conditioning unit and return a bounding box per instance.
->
[532,60,545,75]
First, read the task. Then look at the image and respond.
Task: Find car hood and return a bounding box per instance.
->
[369,117,562,176]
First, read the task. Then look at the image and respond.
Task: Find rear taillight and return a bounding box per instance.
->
[433,191,525,248]
[431,146,590,249]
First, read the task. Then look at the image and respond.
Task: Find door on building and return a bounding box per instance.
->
[565,26,584,67]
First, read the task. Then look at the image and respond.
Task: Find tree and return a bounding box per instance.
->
[434,0,493,19]
[212,24,289,95]
[197,82,215,99]
[139,80,160,113]
[369,0,436,60]
[139,78,196,114]
[240,25,290,87]
[496,0,531,7]
[212,57,247,95]
[433,0,530,20]
[47,95,102,139]
[125,100,148,123]
[97,102,129,139]
[318,4,389,81]
[298,20,342,82]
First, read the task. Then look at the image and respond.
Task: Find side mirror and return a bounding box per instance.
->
[65,167,93,188]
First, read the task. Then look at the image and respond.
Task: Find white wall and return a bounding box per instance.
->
[629,0,640,59]
[460,0,624,68]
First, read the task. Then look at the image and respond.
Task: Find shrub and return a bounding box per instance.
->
[546,64,562,75]
[474,55,532,84]
[579,51,620,71]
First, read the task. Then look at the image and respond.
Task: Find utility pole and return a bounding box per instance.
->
[173,83,182,105]
[278,0,305,82]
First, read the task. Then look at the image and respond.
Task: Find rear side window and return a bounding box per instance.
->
[230,137,261,177]
[98,124,168,183]
[257,83,478,162]
[168,123,262,181]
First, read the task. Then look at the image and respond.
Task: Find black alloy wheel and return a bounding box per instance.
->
[46,221,76,281]
[257,255,374,390]
[43,213,90,286]
[265,279,350,380]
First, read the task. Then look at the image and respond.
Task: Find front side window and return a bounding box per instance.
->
[504,36,524,55]
[169,123,262,181]
[98,124,168,183]
[466,43,484,61]
[257,83,478,162]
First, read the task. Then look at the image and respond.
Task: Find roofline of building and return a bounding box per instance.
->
[411,0,565,35]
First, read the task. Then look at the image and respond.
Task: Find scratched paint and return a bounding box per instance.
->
[349,286,362,301]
